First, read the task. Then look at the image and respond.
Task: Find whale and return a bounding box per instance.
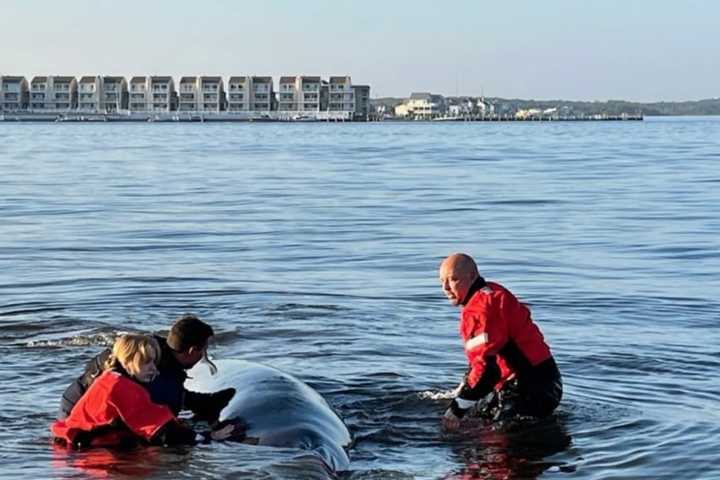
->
[185,359,351,473]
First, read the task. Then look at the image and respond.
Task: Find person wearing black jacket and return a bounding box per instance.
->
[58,314,234,423]
[52,334,240,448]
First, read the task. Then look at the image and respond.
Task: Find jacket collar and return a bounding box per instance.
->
[461,276,487,306]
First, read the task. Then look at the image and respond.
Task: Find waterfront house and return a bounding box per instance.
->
[353,85,370,121]
[52,77,77,110]
[149,76,174,112]
[200,76,224,112]
[250,76,273,112]
[405,92,446,119]
[30,76,77,111]
[328,76,354,113]
[178,77,198,111]
[129,76,148,111]
[300,76,321,112]
[278,76,298,111]
[78,76,102,111]
[29,76,49,110]
[102,76,128,112]
[0,76,29,111]
[278,76,322,112]
[227,76,249,111]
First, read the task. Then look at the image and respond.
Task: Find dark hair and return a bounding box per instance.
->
[166,314,214,352]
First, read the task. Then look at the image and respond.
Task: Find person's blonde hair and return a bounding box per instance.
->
[105,334,160,377]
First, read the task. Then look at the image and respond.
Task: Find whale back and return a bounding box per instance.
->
[186,359,350,472]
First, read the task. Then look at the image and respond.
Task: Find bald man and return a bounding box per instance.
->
[439,253,562,425]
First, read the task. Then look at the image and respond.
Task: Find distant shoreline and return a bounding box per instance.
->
[0,112,643,123]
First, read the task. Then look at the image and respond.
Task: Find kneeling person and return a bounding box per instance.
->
[439,253,562,424]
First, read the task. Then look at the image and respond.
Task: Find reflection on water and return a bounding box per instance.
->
[443,417,573,480]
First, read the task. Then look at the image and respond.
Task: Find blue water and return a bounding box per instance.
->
[1,118,718,479]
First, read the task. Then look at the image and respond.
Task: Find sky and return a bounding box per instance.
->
[1,0,717,102]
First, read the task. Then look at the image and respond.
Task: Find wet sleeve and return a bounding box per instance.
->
[149,420,201,446]
[107,380,176,441]
[58,349,112,419]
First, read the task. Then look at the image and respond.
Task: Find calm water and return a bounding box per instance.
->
[1,118,718,479]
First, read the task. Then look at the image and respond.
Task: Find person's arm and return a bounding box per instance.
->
[445,306,507,422]
[149,418,243,445]
[58,349,111,419]
[183,388,236,423]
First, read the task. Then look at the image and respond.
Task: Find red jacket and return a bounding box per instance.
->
[461,281,552,389]
[52,370,176,448]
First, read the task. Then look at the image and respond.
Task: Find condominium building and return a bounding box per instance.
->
[0,76,29,111]
[149,76,174,112]
[129,76,148,111]
[200,76,224,112]
[328,76,354,112]
[299,76,321,111]
[29,76,77,111]
[78,76,102,111]
[178,77,198,111]
[278,76,297,111]
[102,76,128,112]
[227,76,249,111]
[250,76,273,111]
[353,85,371,120]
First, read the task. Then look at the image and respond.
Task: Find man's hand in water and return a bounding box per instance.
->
[210,423,237,441]
[442,407,461,430]
[210,418,248,441]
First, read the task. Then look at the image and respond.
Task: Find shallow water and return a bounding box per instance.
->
[1,118,719,479]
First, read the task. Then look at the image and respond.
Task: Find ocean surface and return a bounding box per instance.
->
[1,118,718,479]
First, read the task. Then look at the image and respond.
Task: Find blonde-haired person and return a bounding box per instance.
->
[52,334,239,449]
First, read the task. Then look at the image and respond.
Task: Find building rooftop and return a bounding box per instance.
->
[150,76,173,82]
[53,76,76,83]
[228,76,248,83]
[280,76,296,84]
[79,76,98,83]
[329,76,350,83]
[252,76,272,83]
[31,76,48,83]
[103,76,126,82]
[1,76,26,82]
[130,76,146,83]
[200,76,222,83]
[180,76,197,84]
[302,76,321,83]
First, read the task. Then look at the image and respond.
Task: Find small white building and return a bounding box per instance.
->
[406,92,446,119]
